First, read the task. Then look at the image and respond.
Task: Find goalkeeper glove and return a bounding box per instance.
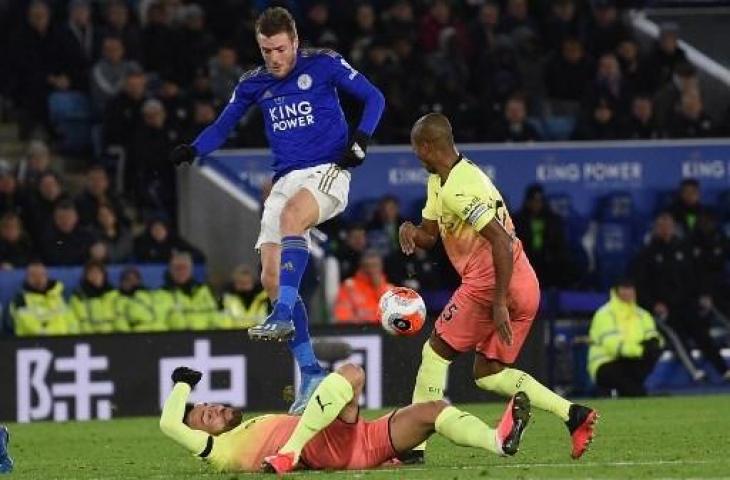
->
[337,130,370,169]
[170,144,197,166]
[171,366,202,388]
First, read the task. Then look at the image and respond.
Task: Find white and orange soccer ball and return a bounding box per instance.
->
[378,287,427,336]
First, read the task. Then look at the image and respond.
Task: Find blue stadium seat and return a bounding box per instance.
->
[596,191,634,223]
[716,189,730,221]
[595,222,633,289]
[48,91,92,152]
[542,116,576,141]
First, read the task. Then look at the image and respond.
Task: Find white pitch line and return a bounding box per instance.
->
[260,459,721,477]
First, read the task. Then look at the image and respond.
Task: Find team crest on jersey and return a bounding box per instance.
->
[297,73,313,90]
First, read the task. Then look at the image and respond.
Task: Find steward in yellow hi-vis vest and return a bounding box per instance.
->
[115,266,167,332]
[70,260,124,333]
[157,252,229,330]
[11,262,77,336]
[221,265,270,329]
[588,279,663,396]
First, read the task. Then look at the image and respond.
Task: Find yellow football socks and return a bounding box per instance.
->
[435,405,499,454]
[476,368,570,421]
[412,341,452,452]
[279,372,354,461]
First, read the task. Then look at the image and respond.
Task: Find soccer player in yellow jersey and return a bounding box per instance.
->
[161,365,531,474]
[399,113,597,463]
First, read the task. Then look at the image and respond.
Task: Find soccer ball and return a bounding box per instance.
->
[379,287,427,336]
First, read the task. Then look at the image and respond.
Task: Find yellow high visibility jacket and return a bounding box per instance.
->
[221,288,270,329]
[155,281,230,330]
[10,281,78,336]
[70,283,124,334]
[588,290,662,379]
[115,288,167,332]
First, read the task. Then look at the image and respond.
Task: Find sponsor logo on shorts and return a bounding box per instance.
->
[317,165,341,195]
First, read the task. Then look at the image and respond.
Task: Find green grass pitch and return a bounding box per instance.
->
[5,395,729,479]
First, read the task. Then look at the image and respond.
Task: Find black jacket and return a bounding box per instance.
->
[632,236,696,310]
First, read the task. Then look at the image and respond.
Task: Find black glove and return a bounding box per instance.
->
[337,130,370,169]
[171,366,202,388]
[170,144,197,166]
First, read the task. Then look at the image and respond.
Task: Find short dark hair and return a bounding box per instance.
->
[255,7,297,39]
[680,178,699,189]
[183,403,195,424]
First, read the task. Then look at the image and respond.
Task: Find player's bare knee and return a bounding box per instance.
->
[336,363,365,391]
[473,357,505,380]
[420,400,450,424]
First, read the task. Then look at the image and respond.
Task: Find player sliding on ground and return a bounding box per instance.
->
[169,7,385,413]
[400,113,598,462]
[160,366,531,474]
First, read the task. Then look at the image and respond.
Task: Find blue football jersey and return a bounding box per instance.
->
[193,49,385,180]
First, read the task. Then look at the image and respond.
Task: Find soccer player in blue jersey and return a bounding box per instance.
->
[169,7,385,413]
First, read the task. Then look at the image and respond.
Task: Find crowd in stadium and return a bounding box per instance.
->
[0,0,728,365]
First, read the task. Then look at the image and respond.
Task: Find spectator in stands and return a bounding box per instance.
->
[543,0,585,53]
[367,196,403,256]
[653,61,698,129]
[176,4,216,84]
[468,2,500,55]
[690,211,730,322]
[513,184,570,288]
[157,79,189,131]
[16,140,53,189]
[647,22,687,90]
[633,212,729,380]
[500,0,538,37]
[670,178,710,235]
[39,199,94,266]
[346,3,379,66]
[586,53,632,113]
[544,37,594,103]
[7,1,69,139]
[667,89,716,139]
[585,0,629,57]
[157,252,224,330]
[334,251,393,324]
[133,217,203,263]
[572,97,623,140]
[129,99,178,218]
[75,165,128,228]
[384,247,447,293]
[103,69,147,158]
[418,0,469,54]
[90,36,141,113]
[10,261,77,336]
[336,223,369,280]
[488,94,541,142]
[25,171,66,240]
[59,0,96,82]
[222,264,269,329]
[92,204,133,263]
[0,160,26,217]
[382,0,417,41]
[209,46,244,107]
[301,1,340,49]
[615,37,652,94]
[115,266,165,332]
[588,278,662,396]
[141,1,177,79]
[100,0,142,62]
[0,212,34,269]
[623,95,663,140]
[70,260,124,334]
[180,101,216,143]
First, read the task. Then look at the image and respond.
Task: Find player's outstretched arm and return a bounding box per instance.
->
[170,81,253,166]
[159,367,211,456]
[399,219,438,255]
[479,220,514,345]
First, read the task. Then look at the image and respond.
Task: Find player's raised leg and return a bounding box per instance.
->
[0,425,13,473]
[474,355,598,459]
[250,189,320,342]
[390,394,531,459]
[255,241,326,414]
[263,363,364,474]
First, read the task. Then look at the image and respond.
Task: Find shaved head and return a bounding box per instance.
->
[411,113,454,148]
[410,113,459,176]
